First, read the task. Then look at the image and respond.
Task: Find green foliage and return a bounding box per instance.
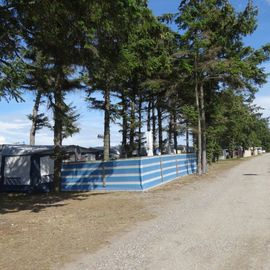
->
[27,112,50,131]
[61,103,80,139]
[0,0,270,180]
[0,57,25,101]
[173,0,270,165]
[0,3,25,101]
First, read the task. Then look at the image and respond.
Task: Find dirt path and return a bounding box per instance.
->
[1,156,269,270]
[61,154,270,270]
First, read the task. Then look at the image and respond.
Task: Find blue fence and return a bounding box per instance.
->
[61,153,197,192]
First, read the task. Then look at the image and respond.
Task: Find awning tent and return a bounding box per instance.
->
[0,144,97,192]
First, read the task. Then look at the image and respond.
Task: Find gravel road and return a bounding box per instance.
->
[61,154,270,270]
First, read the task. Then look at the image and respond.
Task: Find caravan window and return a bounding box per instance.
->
[40,156,54,183]
[4,156,31,185]
[40,156,54,176]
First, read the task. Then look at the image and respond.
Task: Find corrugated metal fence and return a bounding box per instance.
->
[61,153,197,192]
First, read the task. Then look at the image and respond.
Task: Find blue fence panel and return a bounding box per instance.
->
[103,159,141,191]
[186,154,197,174]
[161,155,177,183]
[62,162,102,170]
[140,157,162,190]
[61,184,106,192]
[61,154,197,192]
[62,161,104,191]
[62,159,142,191]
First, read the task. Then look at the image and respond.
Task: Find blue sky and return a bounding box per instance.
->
[0,0,270,146]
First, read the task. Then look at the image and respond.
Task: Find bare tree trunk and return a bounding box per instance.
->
[129,98,136,156]
[103,87,110,161]
[157,106,163,154]
[200,84,207,174]
[173,111,178,151]
[29,91,42,145]
[186,121,189,153]
[195,82,202,175]
[121,94,128,158]
[168,113,173,145]
[138,94,142,156]
[152,101,156,153]
[53,73,64,192]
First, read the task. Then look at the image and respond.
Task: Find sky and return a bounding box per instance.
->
[0,0,270,146]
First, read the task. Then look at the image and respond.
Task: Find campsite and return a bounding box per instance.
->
[1,0,270,269]
[0,158,243,270]
[2,155,270,270]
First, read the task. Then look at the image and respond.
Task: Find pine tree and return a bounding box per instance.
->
[0,2,24,101]
[174,0,270,173]
[8,0,90,191]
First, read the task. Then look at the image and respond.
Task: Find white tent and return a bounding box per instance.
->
[0,145,54,192]
[0,144,96,192]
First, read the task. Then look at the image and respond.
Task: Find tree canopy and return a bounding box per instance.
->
[1,0,270,191]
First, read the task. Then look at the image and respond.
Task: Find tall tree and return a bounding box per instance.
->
[174,0,270,173]
[28,91,50,145]
[0,2,24,101]
[85,1,165,160]
[9,0,90,191]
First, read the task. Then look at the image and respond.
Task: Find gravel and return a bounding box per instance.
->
[61,154,270,270]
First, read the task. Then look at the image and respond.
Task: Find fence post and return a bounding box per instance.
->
[160,156,164,182]
[102,162,106,188]
[175,154,179,177]
[139,157,143,191]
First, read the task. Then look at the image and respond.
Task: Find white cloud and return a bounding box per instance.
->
[0,136,6,144]
[0,117,31,144]
[0,111,122,147]
[0,121,30,130]
[254,95,270,117]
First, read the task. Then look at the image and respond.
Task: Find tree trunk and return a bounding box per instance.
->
[157,106,163,154]
[200,84,207,174]
[29,91,42,145]
[167,113,173,155]
[186,121,189,153]
[195,82,202,175]
[53,73,64,192]
[129,98,136,156]
[152,101,156,154]
[121,94,128,158]
[173,111,178,151]
[103,87,110,161]
[168,113,173,145]
[138,94,142,156]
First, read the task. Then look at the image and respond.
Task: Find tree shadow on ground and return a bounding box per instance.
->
[0,192,109,215]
